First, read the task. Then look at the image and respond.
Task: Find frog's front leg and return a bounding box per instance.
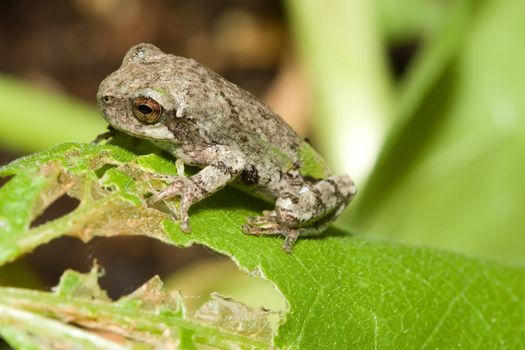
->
[244,175,356,252]
[148,145,246,232]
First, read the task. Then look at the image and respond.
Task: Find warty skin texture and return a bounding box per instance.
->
[97,43,356,251]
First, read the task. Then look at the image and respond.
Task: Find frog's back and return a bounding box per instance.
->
[165,54,332,184]
[203,64,332,179]
[209,70,301,158]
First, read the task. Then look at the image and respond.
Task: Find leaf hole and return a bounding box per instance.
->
[22,236,209,299]
[30,193,80,228]
[18,235,285,335]
[95,164,118,179]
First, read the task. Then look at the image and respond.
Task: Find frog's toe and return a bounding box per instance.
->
[146,195,159,207]
[146,177,186,206]
[246,212,275,225]
[243,215,283,236]
[180,220,191,233]
[261,210,277,218]
[245,216,273,227]
[242,220,298,252]
[242,223,280,236]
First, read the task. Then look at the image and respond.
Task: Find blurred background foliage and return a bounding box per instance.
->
[0,0,524,307]
[351,0,525,260]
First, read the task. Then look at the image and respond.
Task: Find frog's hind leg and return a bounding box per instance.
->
[243,175,356,252]
[244,209,344,252]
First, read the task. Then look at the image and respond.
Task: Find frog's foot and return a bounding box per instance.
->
[244,214,341,252]
[92,126,117,144]
[146,160,193,232]
[244,175,357,252]
[147,176,194,233]
[243,211,280,235]
[243,213,303,253]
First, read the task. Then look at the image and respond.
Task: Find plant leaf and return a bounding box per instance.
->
[0,270,268,349]
[0,304,135,350]
[1,142,525,348]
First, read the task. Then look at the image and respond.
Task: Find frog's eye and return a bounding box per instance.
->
[132,97,163,124]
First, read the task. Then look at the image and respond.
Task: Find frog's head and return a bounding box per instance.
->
[98,43,233,144]
[97,43,193,142]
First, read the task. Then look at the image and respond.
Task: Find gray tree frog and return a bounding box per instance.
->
[97,43,356,252]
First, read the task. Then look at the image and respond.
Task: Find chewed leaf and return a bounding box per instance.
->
[0,142,174,265]
[195,293,273,343]
[0,306,132,350]
[53,264,110,302]
[117,275,185,317]
[0,269,270,349]
[1,141,525,348]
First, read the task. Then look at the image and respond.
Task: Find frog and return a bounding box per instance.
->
[97,43,356,252]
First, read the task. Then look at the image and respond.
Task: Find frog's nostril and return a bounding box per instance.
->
[102,96,112,103]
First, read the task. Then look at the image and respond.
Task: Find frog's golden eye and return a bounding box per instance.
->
[132,97,163,124]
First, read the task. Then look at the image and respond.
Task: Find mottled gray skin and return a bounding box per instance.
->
[97,43,356,252]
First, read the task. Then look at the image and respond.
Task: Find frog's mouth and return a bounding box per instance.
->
[104,113,175,143]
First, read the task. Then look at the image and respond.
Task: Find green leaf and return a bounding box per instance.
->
[349,0,525,260]
[0,265,270,349]
[1,142,525,348]
[0,304,134,350]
